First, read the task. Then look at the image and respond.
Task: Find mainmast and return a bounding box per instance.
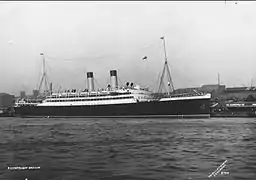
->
[38,52,49,94]
[158,36,175,94]
[218,73,220,85]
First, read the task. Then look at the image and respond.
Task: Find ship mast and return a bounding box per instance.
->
[158,36,175,94]
[218,73,220,85]
[38,52,49,94]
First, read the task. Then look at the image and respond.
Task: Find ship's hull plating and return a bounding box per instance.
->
[14,98,210,118]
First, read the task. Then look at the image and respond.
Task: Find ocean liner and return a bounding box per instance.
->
[14,37,211,118]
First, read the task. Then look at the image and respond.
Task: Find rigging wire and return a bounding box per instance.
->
[116,69,124,87]
[94,78,101,90]
[36,38,178,93]
[43,39,157,63]
[118,76,124,88]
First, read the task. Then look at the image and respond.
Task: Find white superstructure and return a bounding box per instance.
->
[38,87,154,106]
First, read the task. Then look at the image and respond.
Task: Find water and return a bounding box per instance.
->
[0,117,255,180]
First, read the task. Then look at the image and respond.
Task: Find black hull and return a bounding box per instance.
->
[14,98,210,118]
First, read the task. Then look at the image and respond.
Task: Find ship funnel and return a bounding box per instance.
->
[87,72,95,92]
[110,70,118,90]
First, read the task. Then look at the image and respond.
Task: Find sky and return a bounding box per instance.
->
[0,1,256,95]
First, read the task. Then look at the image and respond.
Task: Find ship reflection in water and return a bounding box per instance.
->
[1,117,256,180]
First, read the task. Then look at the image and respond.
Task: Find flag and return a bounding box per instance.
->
[40,52,44,55]
[160,37,164,39]
[142,56,147,60]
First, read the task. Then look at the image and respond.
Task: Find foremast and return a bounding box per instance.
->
[158,36,175,95]
[38,52,49,96]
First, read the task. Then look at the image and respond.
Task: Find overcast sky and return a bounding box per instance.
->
[1,1,256,95]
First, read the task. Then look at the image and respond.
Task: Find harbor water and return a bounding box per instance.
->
[0,117,255,180]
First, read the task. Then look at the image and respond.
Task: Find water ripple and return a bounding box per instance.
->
[0,117,255,180]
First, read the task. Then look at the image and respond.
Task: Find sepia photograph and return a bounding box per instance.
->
[0,1,255,180]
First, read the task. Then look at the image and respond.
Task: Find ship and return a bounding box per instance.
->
[14,37,211,118]
[210,101,256,117]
